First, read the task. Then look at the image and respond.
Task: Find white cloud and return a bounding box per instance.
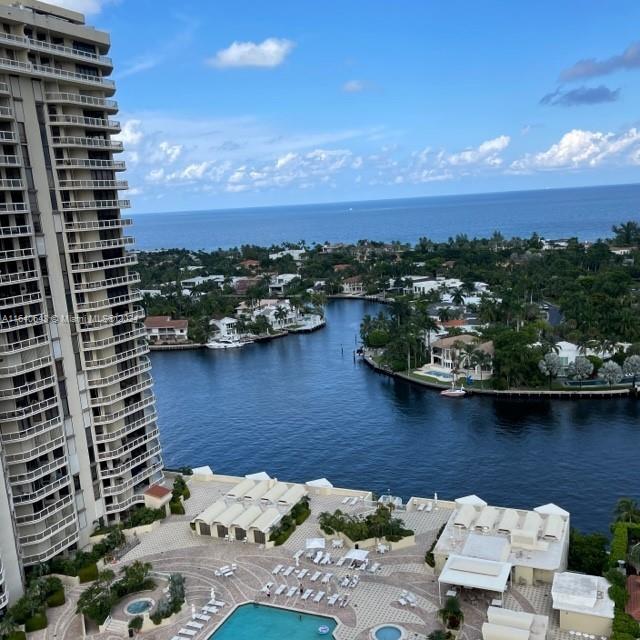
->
[49,0,113,14]
[114,119,143,146]
[207,38,295,69]
[119,57,160,79]
[511,127,640,172]
[445,135,511,166]
[343,80,365,93]
[157,141,183,163]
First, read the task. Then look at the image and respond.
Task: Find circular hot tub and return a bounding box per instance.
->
[125,598,154,616]
[370,624,407,640]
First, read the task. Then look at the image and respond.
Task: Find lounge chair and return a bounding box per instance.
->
[194,613,211,621]
[208,600,225,608]
[340,594,350,608]
[186,621,203,630]
[171,636,183,640]
[417,502,425,512]
[286,586,297,597]
[178,629,197,637]
[349,576,359,588]
[349,497,359,506]
[261,581,274,594]
[320,553,331,565]
[336,556,346,567]
[406,592,417,605]
[301,589,314,601]
[313,551,323,564]
[340,576,350,587]
[321,572,333,584]
[313,591,325,604]
[275,584,287,596]
[202,606,218,614]
[367,562,380,574]
[398,597,407,606]
[341,497,350,504]
[327,593,340,606]
[283,565,294,576]
[293,550,304,560]
[297,568,308,579]
[272,564,283,575]
[310,571,322,582]
[426,502,433,512]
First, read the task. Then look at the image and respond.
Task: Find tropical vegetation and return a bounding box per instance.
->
[318,505,413,542]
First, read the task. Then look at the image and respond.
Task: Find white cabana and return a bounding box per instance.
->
[306,538,326,550]
[250,507,281,533]
[193,500,227,535]
[277,483,307,507]
[456,494,488,508]
[231,505,262,535]
[344,548,369,565]
[244,479,271,501]
[462,533,511,562]
[487,606,534,630]
[213,503,245,533]
[511,511,542,548]
[226,478,255,500]
[542,514,564,541]
[438,554,512,603]
[245,471,271,481]
[260,482,289,504]
[453,503,477,529]
[474,506,499,532]
[496,508,519,534]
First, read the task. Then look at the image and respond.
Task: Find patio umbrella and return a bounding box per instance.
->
[191,604,196,619]
[210,587,215,602]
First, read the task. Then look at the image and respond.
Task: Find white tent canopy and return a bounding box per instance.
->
[306,538,326,550]
[454,504,477,529]
[194,500,226,526]
[344,548,369,563]
[249,508,282,534]
[438,554,512,602]
[226,478,255,500]
[534,503,569,518]
[456,494,488,508]
[306,478,333,489]
[278,484,307,506]
[260,482,289,504]
[245,471,271,481]
[244,479,271,501]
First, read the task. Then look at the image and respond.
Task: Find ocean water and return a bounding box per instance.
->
[150,300,640,533]
[130,183,640,250]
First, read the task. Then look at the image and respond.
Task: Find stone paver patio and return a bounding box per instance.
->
[43,478,575,640]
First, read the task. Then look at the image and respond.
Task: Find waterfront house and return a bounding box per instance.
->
[551,572,614,636]
[333,263,351,273]
[210,316,239,339]
[144,316,189,344]
[182,275,225,290]
[268,273,300,295]
[434,497,570,587]
[233,276,263,294]
[240,258,261,270]
[342,276,365,295]
[269,248,306,262]
[430,334,494,378]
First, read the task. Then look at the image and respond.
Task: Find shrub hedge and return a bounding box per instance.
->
[169,500,185,515]
[46,589,66,607]
[24,611,47,632]
[78,563,99,583]
[6,632,26,640]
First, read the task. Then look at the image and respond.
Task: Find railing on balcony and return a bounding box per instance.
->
[0,291,43,310]
[90,373,153,407]
[62,199,130,211]
[21,531,79,566]
[95,409,157,443]
[0,416,62,443]
[0,178,24,189]
[0,58,115,90]
[7,447,66,478]
[97,427,159,461]
[58,179,128,190]
[19,512,77,547]
[67,236,134,252]
[0,32,112,66]
[82,325,146,350]
[12,474,69,504]
[14,493,73,525]
[0,395,58,421]
[70,253,138,273]
[0,314,46,332]
[51,136,123,151]
[54,157,125,170]
[75,289,142,312]
[0,269,38,285]
[0,335,49,356]
[0,155,20,167]
[45,92,117,110]
[0,375,56,399]
[84,343,148,370]
[87,357,151,390]
[65,218,132,232]
[48,114,120,129]
[102,460,163,496]
[0,131,16,142]
[0,106,13,118]
[74,272,140,292]
[93,393,155,426]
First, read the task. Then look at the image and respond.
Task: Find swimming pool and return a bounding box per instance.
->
[209,603,337,639]
[125,598,154,615]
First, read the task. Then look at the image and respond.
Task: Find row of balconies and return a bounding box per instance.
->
[0,247,33,262]
[0,178,24,189]
[73,272,139,293]
[71,253,137,273]
[61,199,130,212]
[67,236,134,252]
[75,289,142,312]
[0,335,49,356]
[0,314,45,332]
[54,157,125,170]
[95,409,157,444]
[87,357,151,390]
[0,416,62,444]
[0,202,28,213]
[21,530,79,566]
[51,136,123,151]
[0,155,19,167]
[0,374,55,400]
[58,179,128,190]
[104,491,145,514]
[97,426,159,462]
[7,448,66,482]
[18,512,77,547]
[64,218,132,232]
[0,58,115,92]
[14,493,74,525]
[0,291,42,311]
[90,373,153,408]
[0,225,31,237]
[82,324,145,350]
[78,306,145,332]
[93,392,155,426]
[0,395,57,421]
[45,92,117,112]
[49,114,120,130]
[0,268,38,285]
[0,32,112,67]
[102,458,162,496]
[12,473,69,504]
[84,343,147,371]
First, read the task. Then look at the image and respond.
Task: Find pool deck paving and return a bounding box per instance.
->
[44,478,577,640]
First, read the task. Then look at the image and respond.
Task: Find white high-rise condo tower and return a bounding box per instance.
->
[0,0,163,606]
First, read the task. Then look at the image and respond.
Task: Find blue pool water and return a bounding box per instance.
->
[209,604,337,639]
[125,598,153,615]
[374,627,403,640]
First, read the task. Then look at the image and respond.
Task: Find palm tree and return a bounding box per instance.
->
[612,221,640,246]
[274,306,288,329]
[451,287,465,306]
[614,498,640,523]
[437,596,464,630]
[473,349,492,383]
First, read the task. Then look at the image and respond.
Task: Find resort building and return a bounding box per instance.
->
[144,315,189,344]
[433,497,570,588]
[0,0,163,605]
[551,571,614,636]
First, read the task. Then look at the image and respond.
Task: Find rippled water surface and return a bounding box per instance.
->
[151,300,639,532]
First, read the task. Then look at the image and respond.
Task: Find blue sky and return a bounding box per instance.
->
[58,0,640,212]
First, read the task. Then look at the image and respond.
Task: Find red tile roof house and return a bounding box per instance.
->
[342,275,365,295]
[144,316,189,344]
